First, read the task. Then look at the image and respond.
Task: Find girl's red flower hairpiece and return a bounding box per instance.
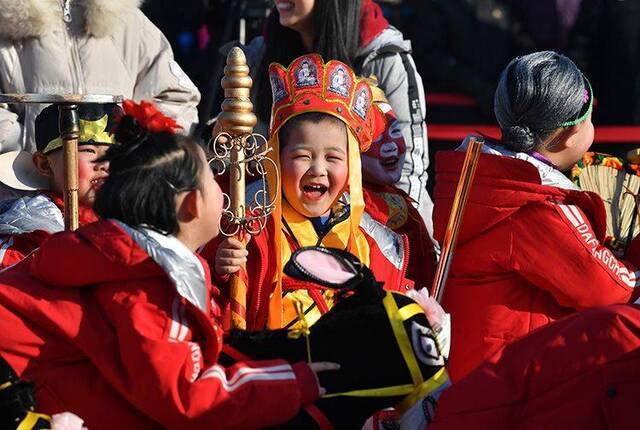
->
[122,100,182,135]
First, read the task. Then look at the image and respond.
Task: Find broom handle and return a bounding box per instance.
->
[59,104,80,231]
[432,138,484,303]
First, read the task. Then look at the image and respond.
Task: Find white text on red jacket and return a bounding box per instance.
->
[558,204,638,288]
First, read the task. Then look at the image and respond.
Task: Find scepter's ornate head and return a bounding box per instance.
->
[209,47,277,237]
[218,47,257,137]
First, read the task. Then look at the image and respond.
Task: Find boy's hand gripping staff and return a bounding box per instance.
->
[211,48,279,329]
[0,94,123,231]
[432,137,484,303]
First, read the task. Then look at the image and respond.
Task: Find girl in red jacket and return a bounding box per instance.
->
[433,51,640,382]
[0,101,335,429]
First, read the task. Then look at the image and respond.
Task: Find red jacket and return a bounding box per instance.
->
[363,184,436,290]
[359,0,389,48]
[431,304,640,429]
[0,192,97,269]
[433,151,638,381]
[0,220,317,429]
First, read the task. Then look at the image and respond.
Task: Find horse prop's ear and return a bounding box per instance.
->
[285,247,363,289]
[285,247,385,301]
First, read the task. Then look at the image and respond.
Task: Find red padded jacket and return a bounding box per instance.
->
[433,150,638,381]
[0,220,317,429]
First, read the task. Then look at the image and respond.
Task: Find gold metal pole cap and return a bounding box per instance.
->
[218,47,258,136]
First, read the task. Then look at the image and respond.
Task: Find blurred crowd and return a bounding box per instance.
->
[142,0,640,127]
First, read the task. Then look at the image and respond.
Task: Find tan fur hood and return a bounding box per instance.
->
[0,0,143,40]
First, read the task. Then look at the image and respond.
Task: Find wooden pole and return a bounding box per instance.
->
[0,95,121,231]
[58,104,80,231]
[432,137,484,303]
[218,47,257,329]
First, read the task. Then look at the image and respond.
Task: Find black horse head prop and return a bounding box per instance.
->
[224,247,451,429]
[0,355,51,429]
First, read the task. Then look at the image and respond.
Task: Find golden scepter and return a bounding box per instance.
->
[432,137,484,303]
[0,94,123,231]
[210,48,278,329]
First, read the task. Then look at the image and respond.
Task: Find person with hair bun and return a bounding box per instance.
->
[433,51,640,382]
[0,100,337,429]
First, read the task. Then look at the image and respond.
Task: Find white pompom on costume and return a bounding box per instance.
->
[49,413,88,430]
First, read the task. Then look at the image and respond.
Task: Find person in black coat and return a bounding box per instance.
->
[407,0,575,122]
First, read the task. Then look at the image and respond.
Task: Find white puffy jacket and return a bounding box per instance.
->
[0,0,201,153]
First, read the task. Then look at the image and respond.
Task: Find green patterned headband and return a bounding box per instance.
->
[560,77,593,128]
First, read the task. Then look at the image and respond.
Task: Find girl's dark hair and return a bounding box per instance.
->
[256,0,362,123]
[278,112,346,149]
[494,51,588,152]
[94,115,206,234]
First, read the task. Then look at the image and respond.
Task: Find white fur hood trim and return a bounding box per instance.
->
[0,0,143,40]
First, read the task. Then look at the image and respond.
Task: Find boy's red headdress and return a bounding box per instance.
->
[269,54,381,152]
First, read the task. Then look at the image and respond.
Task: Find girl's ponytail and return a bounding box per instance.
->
[501,125,536,152]
[95,100,205,234]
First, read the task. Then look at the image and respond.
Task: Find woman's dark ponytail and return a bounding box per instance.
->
[256,0,362,125]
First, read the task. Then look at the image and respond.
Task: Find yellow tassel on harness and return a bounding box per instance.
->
[16,412,51,430]
[287,299,313,364]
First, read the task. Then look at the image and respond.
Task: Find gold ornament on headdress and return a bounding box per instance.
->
[363,75,389,105]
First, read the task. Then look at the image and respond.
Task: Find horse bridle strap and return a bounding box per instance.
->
[16,412,51,430]
[394,367,449,415]
[383,294,424,387]
[321,292,450,415]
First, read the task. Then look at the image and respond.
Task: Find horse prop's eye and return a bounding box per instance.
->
[411,321,445,367]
